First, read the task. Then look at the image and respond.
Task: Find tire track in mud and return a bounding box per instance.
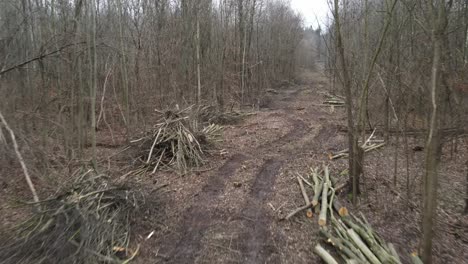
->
[234,117,317,263]
[162,153,248,263]
[238,158,284,263]
[232,102,341,263]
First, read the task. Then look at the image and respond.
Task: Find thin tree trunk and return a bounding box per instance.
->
[89,0,98,169]
[196,0,202,105]
[117,0,130,138]
[421,1,447,262]
[464,160,468,214]
[333,0,356,203]
[354,0,398,202]
[240,0,248,106]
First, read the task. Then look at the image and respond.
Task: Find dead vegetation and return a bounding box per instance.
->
[197,105,251,125]
[0,169,145,264]
[130,106,236,175]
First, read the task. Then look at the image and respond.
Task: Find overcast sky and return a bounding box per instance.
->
[290,0,330,29]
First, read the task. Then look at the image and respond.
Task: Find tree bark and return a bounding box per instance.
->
[333,0,356,203]
[196,0,202,105]
[89,0,98,169]
[421,1,448,262]
[464,160,468,214]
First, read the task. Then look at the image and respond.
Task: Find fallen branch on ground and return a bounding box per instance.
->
[317,92,345,113]
[282,167,347,221]
[297,176,313,218]
[319,167,331,226]
[330,142,386,160]
[320,92,346,107]
[314,244,339,264]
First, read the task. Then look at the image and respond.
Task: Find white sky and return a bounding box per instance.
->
[290,0,330,29]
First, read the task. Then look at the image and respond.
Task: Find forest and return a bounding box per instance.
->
[0,0,466,263]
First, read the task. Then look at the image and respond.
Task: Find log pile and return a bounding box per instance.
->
[284,166,423,264]
[322,92,345,106]
[330,130,385,160]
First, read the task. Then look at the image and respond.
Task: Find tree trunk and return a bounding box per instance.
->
[196,0,202,105]
[421,1,448,262]
[89,0,98,169]
[464,160,468,214]
[333,0,356,203]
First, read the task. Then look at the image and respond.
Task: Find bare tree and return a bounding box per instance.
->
[332,0,357,203]
[421,1,449,262]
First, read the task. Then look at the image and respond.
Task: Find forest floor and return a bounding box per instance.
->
[127,68,339,263]
[126,68,467,264]
[1,68,467,264]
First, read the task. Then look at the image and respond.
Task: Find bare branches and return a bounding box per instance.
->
[0,42,85,76]
[0,110,39,203]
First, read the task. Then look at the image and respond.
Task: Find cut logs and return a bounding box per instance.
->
[331,130,386,160]
[297,176,313,218]
[314,244,340,264]
[319,167,331,226]
[283,166,347,221]
[321,92,345,106]
[284,165,413,264]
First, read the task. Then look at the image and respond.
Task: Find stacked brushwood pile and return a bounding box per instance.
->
[0,169,145,264]
[284,166,423,264]
[131,106,222,174]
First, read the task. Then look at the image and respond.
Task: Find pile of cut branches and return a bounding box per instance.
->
[331,130,385,160]
[321,92,345,107]
[284,166,423,264]
[197,104,253,125]
[316,214,404,264]
[132,106,222,174]
[0,169,145,264]
[283,166,348,222]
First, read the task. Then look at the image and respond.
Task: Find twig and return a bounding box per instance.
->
[296,172,313,187]
[0,111,39,203]
[146,128,163,163]
[282,200,316,220]
[362,128,377,147]
[152,149,166,173]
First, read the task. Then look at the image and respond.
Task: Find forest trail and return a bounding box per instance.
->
[138,68,345,264]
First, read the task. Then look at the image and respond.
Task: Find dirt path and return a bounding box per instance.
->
[137,69,347,264]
